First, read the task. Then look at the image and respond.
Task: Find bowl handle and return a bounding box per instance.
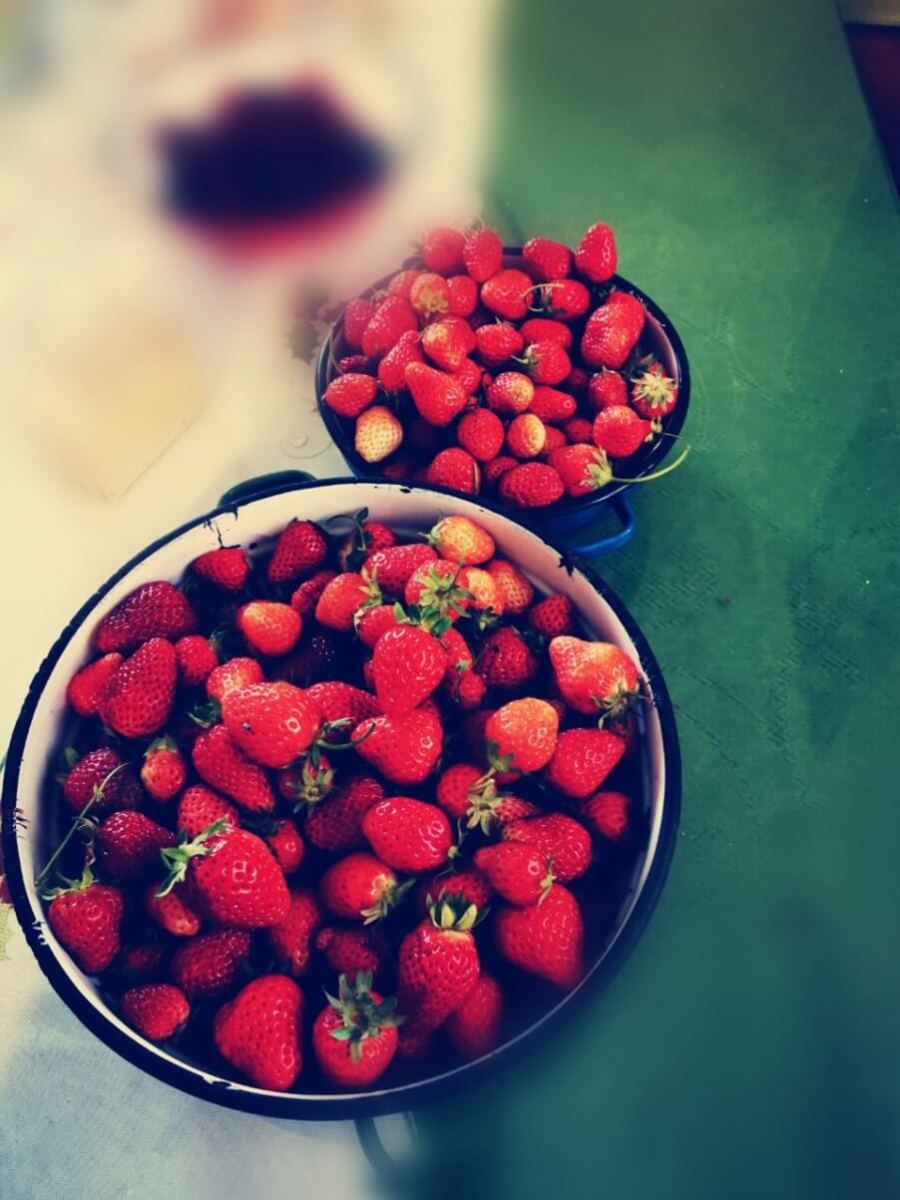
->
[565,493,636,557]
[218,470,316,508]
[355,1114,421,1190]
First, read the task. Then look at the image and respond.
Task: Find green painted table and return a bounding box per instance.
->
[413,1,900,1196]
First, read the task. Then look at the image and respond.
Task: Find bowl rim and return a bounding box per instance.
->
[1,477,681,1120]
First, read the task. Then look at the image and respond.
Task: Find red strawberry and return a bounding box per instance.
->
[409,271,450,317]
[175,635,219,687]
[277,753,333,806]
[290,569,337,618]
[397,898,480,1035]
[435,762,482,821]
[575,221,617,283]
[541,426,568,455]
[62,747,141,816]
[316,926,385,979]
[312,972,401,1086]
[356,405,404,463]
[315,572,376,632]
[587,369,629,411]
[543,728,625,798]
[474,842,553,905]
[387,268,422,298]
[171,928,251,998]
[485,561,534,614]
[121,943,162,981]
[566,366,589,397]
[364,543,437,595]
[420,227,465,273]
[549,444,613,497]
[47,873,123,973]
[377,329,424,391]
[463,227,503,283]
[413,868,493,918]
[95,581,196,653]
[422,317,475,370]
[580,790,631,841]
[458,567,505,617]
[237,601,302,657]
[323,372,379,419]
[268,520,328,585]
[306,775,384,852]
[362,796,452,873]
[561,416,593,444]
[66,653,123,717]
[429,515,495,566]
[528,386,577,423]
[445,664,486,711]
[453,356,482,394]
[631,359,678,419]
[478,627,538,689]
[456,408,505,462]
[206,656,264,703]
[192,725,276,812]
[141,738,186,801]
[502,813,592,881]
[485,698,559,773]
[475,321,524,366]
[592,406,653,458]
[343,297,374,348]
[494,883,583,988]
[480,269,532,320]
[177,786,239,839]
[191,547,249,592]
[506,412,546,458]
[426,448,481,494]
[539,279,591,321]
[319,852,404,922]
[306,681,382,732]
[353,705,443,785]
[498,462,565,507]
[520,341,571,386]
[99,638,176,738]
[144,880,201,937]
[121,983,189,1042]
[403,560,466,617]
[221,681,319,769]
[486,371,534,414]
[338,354,375,374]
[161,824,290,928]
[372,625,446,715]
[214,975,303,1091]
[528,594,574,638]
[549,635,641,720]
[267,888,322,976]
[361,296,418,358]
[339,518,396,571]
[439,625,475,690]
[405,361,468,427]
[522,237,572,282]
[447,274,478,317]
[446,972,503,1060]
[581,291,646,369]
[483,455,518,485]
[520,317,573,349]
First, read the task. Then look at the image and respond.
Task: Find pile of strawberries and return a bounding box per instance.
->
[41,509,645,1093]
[321,222,681,507]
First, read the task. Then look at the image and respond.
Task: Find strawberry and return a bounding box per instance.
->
[144,880,201,936]
[480,269,532,320]
[428,515,495,566]
[221,681,319,769]
[474,843,554,905]
[177,785,239,838]
[66,653,123,717]
[592,406,653,458]
[420,227,465,273]
[140,738,186,801]
[575,221,617,283]
[362,796,452,873]
[520,317,573,349]
[99,638,177,739]
[396,897,480,1036]
[316,926,385,979]
[402,560,467,620]
[447,274,478,317]
[529,386,577,423]
[306,681,382,731]
[478,627,538,689]
[377,329,424,391]
[549,636,641,719]
[319,852,404,922]
[237,601,302,657]
[206,656,264,703]
[435,762,483,821]
[498,462,565,507]
[549,444,613,497]
[338,354,375,374]
[413,868,493,917]
[121,943,162,981]
[121,983,189,1042]
[47,872,123,973]
[458,567,505,617]
[475,321,524,366]
[426,448,481,494]
[372,625,446,715]
[486,371,534,414]
[290,569,337,618]
[543,728,625,798]
[388,269,422,298]
[561,416,593,444]
[315,571,377,632]
[323,372,379,419]
[502,813,592,881]
[485,698,559,773]
[483,455,518,485]
[277,753,333,806]
[519,341,571,386]
[580,790,631,841]
[95,581,196,653]
[581,291,645,369]
[312,971,401,1086]
[267,888,322,976]
[355,405,404,463]
[494,883,583,988]
[631,359,678,419]
[453,356,482,394]
[587,369,629,411]
[337,519,396,572]
[175,635,219,687]
[343,297,374,348]
[170,928,251,998]
[446,664,486,712]
[539,279,591,321]
[463,228,504,283]
[192,725,276,812]
[191,547,250,592]
[541,426,568,454]
[268,520,328,585]
[361,296,418,358]
[446,972,503,1060]
[456,408,505,462]
[62,747,141,816]
[528,594,574,638]
[522,237,572,283]
[409,271,450,317]
[485,560,534,614]
[364,543,437,595]
[352,706,443,785]
[405,361,468,426]
[306,775,384,852]
[506,412,547,458]
[161,824,290,928]
[566,366,589,397]
[421,318,472,372]
[214,975,303,1091]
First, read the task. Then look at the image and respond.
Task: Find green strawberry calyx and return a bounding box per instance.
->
[361,876,414,925]
[325,971,405,1062]
[144,735,179,759]
[156,818,230,897]
[427,894,481,933]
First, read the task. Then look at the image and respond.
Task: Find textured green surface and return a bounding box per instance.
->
[414,0,900,1196]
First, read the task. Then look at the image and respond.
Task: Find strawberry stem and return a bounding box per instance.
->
[156,818,229,897]
[613,443,691,486]
[35,761,129,890]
